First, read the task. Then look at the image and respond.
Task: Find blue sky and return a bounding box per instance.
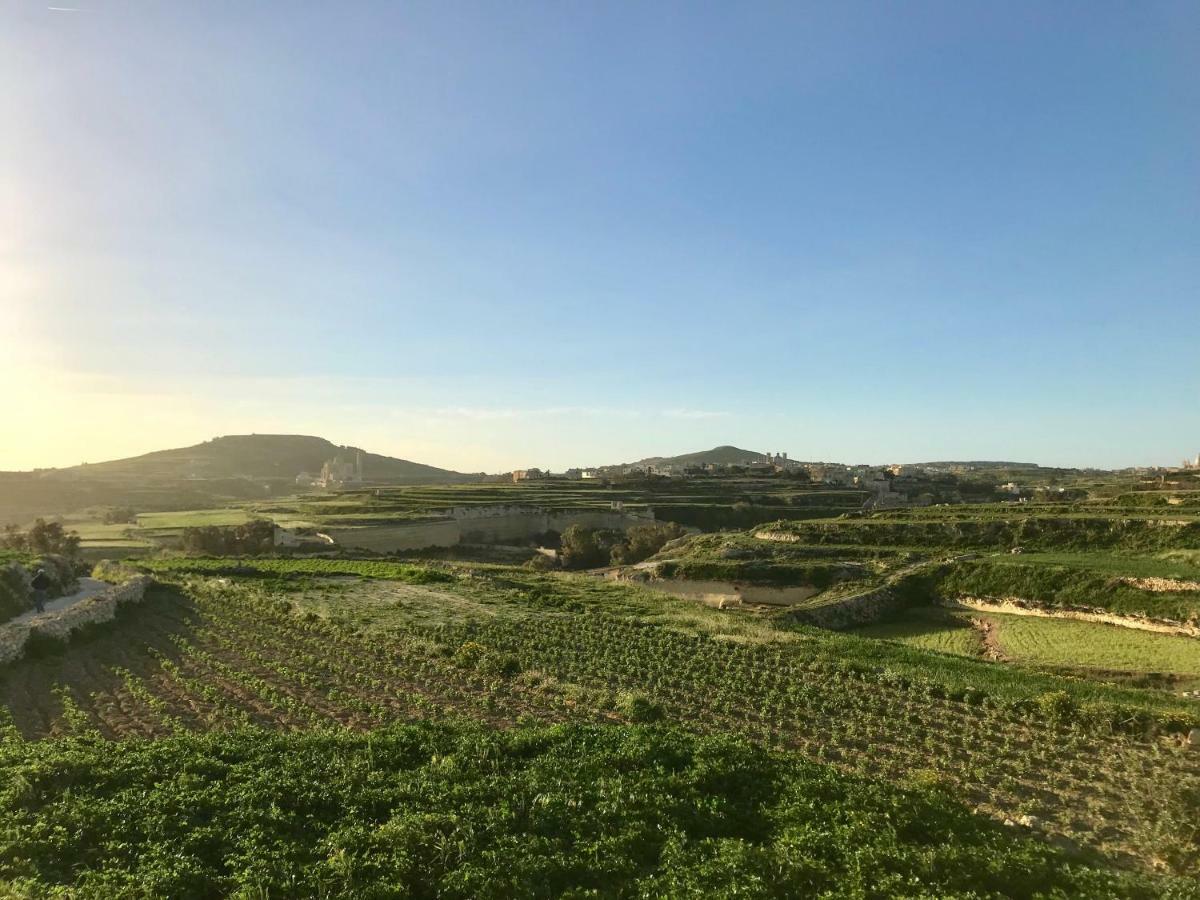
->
[3,1,1197,472]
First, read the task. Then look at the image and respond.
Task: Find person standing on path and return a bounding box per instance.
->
[30,568,51,615]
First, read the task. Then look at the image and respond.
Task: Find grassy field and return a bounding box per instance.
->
[853,610,984,657]
[989,614,1200,679]
[851,606,1200,689]
[68,521,157,550]
[135,508,254,529]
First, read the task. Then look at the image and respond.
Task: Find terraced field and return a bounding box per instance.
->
[989,614,1200,679]
[3,560,1198,882]
[851,606,1200,688]
[854,610,985,656]
[7,482,1200,894]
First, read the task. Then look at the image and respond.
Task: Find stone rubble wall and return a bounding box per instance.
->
[1120,576,1200,593]
[785,586,908,630]
[0,576,153,667]
[753,530,801,543]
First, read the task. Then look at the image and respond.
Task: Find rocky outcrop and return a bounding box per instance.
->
[0,576,152,666]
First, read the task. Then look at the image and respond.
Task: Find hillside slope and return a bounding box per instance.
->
[0,435,474,524]
[67,434,466,482]
[627,445,768,469]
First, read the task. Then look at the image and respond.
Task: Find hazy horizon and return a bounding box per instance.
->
[0,429,1187,475]
[4,2,1197,472]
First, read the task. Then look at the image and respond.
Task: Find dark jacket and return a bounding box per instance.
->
[31,571,52,591]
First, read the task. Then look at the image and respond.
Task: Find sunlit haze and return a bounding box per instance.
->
[3,2,1197,472]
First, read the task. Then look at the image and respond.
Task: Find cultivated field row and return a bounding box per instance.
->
[3,572,1197,875]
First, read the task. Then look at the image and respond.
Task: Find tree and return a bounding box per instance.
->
[1,524,26,551]
[610,522,686,566]
[182,520,275,555]
[559,525,617,569]
[103,507,138,525]
[2,520,80,557]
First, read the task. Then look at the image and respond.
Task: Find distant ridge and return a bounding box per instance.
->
[617,450,1045,471]
[905,461,1041,469]
[0,434,476,524]
[61,434,470,483]
[624,445,769,469]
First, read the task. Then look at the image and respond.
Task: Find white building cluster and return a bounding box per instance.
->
[296,451,365,489]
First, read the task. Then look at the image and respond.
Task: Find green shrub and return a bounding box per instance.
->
[1035,690,1077,721]
[479,652,521,677]
[0,564,30,623]
[91,559,142,584]
[616,691,664,723]
[609,521,688,566]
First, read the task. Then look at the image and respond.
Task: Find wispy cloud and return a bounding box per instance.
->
[662,408,730,420]
[426,406,731,422]
[47,7,87,11]
[429,406,636,421]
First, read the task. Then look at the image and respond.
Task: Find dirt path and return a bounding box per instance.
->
[12,577,110,625]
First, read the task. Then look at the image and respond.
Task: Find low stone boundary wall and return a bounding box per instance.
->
[1120,576,1200,593]
[753,530,800,543]
[0,576,153,667]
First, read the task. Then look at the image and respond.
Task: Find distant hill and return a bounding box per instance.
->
[0,435,473,524]
[905,461,1041,469]
[621,445,769,469]
[67,434,467,483]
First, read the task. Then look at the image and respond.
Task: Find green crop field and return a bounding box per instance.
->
[987,613,1200,679]
[136,509,254,529]
[851,606,1200,689]
[69,522,157,550]
[2,721,1176,898]
[853,610,985,657]
[3,556,1197,890]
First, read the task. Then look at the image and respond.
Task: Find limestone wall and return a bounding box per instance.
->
[0,576,152,667]
[459,511,548,544]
